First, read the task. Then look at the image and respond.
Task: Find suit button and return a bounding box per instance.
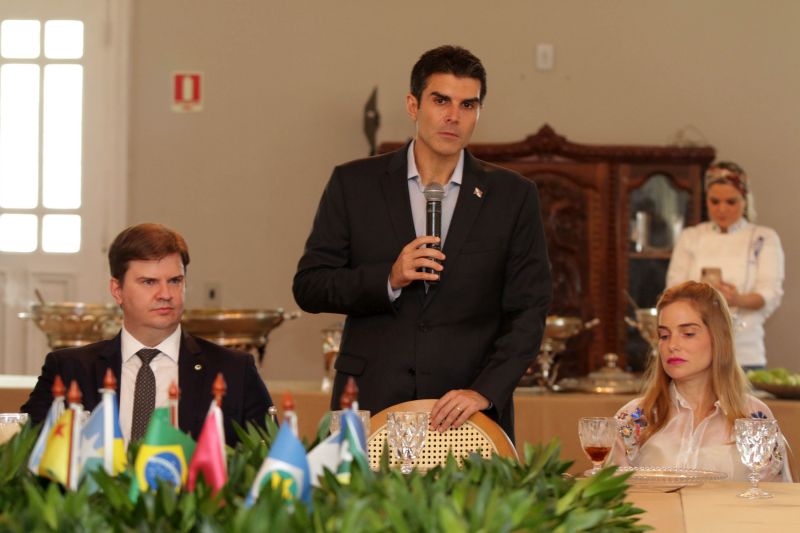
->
[418,323,428,332]
[409,368,416,376]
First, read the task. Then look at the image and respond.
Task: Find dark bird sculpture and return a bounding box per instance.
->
[363,86,380,156]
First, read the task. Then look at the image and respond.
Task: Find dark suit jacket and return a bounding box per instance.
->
[21,332,272,445]
[293,145,552,440]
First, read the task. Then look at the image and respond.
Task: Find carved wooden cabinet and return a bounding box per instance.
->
[379,125,715,376]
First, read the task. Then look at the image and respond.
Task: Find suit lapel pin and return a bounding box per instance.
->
[194,364,202,371]
[473,187,483,199]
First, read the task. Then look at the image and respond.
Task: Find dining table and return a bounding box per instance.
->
[3,376,799,529]
[628,481,800,532]
[2,377,798,478]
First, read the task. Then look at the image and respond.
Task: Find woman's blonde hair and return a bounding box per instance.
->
[638,280,750,443]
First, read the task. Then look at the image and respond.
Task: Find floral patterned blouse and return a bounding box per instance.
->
[609,382,791,482]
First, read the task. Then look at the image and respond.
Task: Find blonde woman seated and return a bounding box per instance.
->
[610,281,791,481]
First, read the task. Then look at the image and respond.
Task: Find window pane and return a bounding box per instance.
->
[0,20,41,59]
[0,64,40,209]
[44,20,83,59]
[42,214,80,253]
[0,214,37,252]
[43,64,83,209]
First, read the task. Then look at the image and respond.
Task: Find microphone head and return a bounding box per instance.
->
[423,182,445,202]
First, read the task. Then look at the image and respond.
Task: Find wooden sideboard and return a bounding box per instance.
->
[379,125,715,375]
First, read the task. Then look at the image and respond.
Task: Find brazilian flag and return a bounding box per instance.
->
[129,408,196,500]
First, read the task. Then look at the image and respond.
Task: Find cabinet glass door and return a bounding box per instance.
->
[626,173,689,371]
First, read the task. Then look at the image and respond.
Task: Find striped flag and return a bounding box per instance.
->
[307,408,368,486]
[38,407,82,489]
[334,408,369,483]
[28,396,65,476]
[186,400,227,494]
[79,388,127,485]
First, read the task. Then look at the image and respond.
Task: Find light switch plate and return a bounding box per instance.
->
[536,43,554,71]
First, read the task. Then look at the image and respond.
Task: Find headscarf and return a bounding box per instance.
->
[704,161,756,221]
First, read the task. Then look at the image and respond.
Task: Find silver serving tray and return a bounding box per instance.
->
[615,466,727,491]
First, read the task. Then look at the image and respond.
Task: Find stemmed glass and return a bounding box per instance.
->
[735,418,779,499]
[0,413,29,445]
[578,417,616,476]
[386,411,429,474]
[729,309,747,333]
[329,409,371,436]
[321,323,343,392]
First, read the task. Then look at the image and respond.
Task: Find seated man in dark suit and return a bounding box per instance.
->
[22,223,272,445]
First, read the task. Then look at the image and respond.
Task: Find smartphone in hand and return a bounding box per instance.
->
[701,267,722,286]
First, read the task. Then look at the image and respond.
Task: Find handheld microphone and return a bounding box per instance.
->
[423,183,445,280]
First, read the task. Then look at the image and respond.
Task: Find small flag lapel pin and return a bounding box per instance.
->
[473,187,483,199]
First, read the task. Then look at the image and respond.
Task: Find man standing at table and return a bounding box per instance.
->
[293,45,551,440]
[22,223,272,445]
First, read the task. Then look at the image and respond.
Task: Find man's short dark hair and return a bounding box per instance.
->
[108,223,190,281]
[410,45,487,104]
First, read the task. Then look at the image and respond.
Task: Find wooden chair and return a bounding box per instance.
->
[366,399,518,471]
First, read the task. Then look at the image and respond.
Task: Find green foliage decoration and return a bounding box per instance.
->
[0,420,650,532]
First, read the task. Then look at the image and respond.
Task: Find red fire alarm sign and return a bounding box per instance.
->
[172,72,203,112]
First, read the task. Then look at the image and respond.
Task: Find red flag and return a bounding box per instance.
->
[186,401,227,494]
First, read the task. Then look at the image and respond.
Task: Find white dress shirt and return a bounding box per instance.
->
[610,382,791,482]
[666,220,785,366]
[118,326,181,445]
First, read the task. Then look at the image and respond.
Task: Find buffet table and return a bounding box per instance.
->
[628,481,800,532]
[2,377,798,477]
[0,375,36,414]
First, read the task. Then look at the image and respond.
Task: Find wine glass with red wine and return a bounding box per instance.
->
[578,417,616,476]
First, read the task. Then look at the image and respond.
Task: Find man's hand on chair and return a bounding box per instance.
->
[431,390,490,432]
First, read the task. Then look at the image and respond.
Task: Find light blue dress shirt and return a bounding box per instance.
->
[388,141,463,300]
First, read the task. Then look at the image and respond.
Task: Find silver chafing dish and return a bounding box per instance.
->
[556,353,642,394]
[520,315,600,389]
[18,302,122,349]
[624,308,659,358]
[321,322,344,391]
[181,308,300,365]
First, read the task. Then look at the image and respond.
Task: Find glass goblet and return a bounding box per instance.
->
[729,309,747,332]
[578,416,615,476]
[0,413,29,445]
[329,409,371,436]
[386,411,429,475]
[321,323,343,392]
[735,418,779,499]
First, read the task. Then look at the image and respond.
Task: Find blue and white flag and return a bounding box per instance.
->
[79,389,127,484]
[246,420,311,506]
[307,409,368,486]
[28,396,65,476]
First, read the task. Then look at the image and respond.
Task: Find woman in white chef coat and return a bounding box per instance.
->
[666,161,784,370]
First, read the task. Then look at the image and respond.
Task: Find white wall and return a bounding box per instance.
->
[128,0,800,378]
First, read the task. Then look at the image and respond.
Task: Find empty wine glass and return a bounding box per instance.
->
[321,323,343,392]
[729,309,747,332]
[735,418,779,499]
[386,411,429,474]
[0,413,29,445]
[578,417,616,476]
[329,409,371,436]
